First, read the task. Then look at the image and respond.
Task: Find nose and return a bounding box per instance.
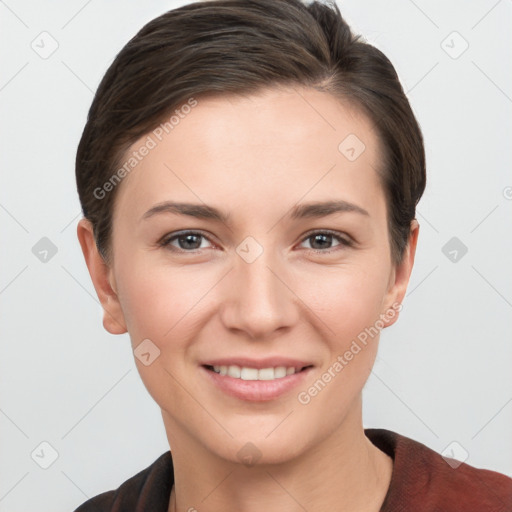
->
[220,245,300,340]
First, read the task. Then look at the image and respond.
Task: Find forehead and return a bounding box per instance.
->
[112,86,385,226]
[168,86,379,164]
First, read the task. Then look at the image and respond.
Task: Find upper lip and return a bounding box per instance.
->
[201,357,314,371]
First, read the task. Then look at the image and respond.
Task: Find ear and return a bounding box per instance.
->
[76,218,127,335]
[380,219,420,328]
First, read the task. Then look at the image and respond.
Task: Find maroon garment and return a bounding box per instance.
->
[74,428,512,511]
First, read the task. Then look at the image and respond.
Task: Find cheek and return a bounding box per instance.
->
[115,261,211,407]
[116,254,212,341]
[294,270,388,419]
[299,263,390,340]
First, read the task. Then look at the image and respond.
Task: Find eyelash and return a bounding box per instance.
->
[158,229,354,254]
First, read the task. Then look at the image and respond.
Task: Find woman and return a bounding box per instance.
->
[73,0,512,510]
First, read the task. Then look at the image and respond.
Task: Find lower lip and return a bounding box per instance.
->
[201,365,313,402]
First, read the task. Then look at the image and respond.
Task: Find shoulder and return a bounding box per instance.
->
[365,428,512,511]
[72,451,174,512]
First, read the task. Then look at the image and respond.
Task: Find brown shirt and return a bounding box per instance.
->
[73,428,512,511]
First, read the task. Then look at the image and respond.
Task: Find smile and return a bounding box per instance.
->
[201,364,314,401]
[205,364,312,381]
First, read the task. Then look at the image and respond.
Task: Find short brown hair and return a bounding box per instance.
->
[76,0,426,265]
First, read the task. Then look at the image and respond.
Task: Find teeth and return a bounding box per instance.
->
[241,367,258,380]
[228,365,241,378]
[211,365,301,380]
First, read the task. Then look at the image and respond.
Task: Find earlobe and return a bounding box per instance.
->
[76,218,128,335]
[381,219,420,328]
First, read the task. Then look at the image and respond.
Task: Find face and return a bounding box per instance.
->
[78,86,417,466]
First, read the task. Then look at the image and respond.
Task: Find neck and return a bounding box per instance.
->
[165,398,393,512]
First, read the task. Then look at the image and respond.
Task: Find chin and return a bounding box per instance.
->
[213,429,310,467]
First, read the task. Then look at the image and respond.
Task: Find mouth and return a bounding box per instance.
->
[202,364,313,381]
[200,362,314,401]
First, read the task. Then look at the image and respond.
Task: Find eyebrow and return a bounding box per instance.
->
[140,199,369,223]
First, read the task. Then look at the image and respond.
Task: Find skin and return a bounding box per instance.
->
[77,85,419,512]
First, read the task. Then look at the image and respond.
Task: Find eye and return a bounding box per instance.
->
[159,229,353,254]
[299,230,353,253]
[159,230,215,252]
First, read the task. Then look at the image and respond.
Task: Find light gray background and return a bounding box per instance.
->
[1,0,511,511]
